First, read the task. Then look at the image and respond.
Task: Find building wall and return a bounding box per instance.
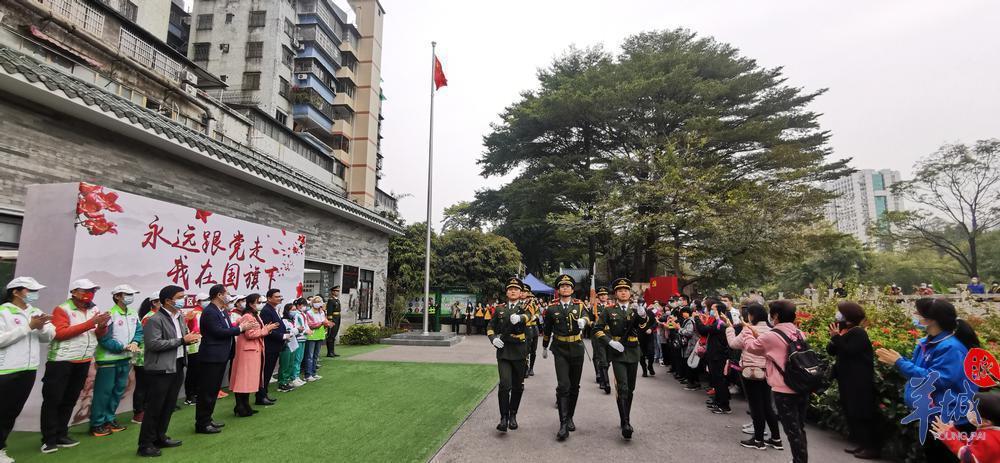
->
[0,92,389,326]
[135,0,172,41]
[823,169,904,244]
[346,0,382,208]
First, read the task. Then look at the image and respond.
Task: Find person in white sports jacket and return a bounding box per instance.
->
[0,276,55,463]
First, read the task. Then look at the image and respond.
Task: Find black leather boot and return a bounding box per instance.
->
[601,367,612,394]
[566,390,578,432]
[618,396,633,439]
[508,410,518,430]
[508,385,523,430]
[496,391,509,432]
[556,397,569,440]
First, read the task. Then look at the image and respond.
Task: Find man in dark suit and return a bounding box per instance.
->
[256,288,286,405]
[195,284,248,434]
[138,286,200,457]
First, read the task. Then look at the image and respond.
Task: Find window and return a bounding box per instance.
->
[281,46,293,67]
[242,72,261,90]
[334,161,346,179]
[121,1,138,22]
[192,42,210,61]
[245,41,263,58]
[219,43,230,53]
[275,110,288,125]
[248,10,266,28]
[872,173,885,191]
[279,77,289,97]
[358,269,374,321]
[196,14,213,30]
[225,13,233,24]
[284,18,294,37]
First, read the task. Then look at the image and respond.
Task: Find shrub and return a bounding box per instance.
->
[340,323,384,345]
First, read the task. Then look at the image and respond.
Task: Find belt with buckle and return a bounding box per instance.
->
[556,334,582,342]
[507,333,526,340]
[612,336,639,342]
[331,312,341,315]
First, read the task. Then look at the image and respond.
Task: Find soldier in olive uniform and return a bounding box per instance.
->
[592,278,651,439]
[325,286,342,357]
[591,287,611,394]
[488,277,531,432]
[541,274,589,441]
[521,283,540,378]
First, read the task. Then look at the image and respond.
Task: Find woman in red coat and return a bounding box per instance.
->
[230,294,277,417]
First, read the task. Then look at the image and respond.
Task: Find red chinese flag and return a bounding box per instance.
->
[433,56,448,90]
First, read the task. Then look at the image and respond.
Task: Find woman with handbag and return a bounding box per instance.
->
[679,306,701,391]
[726,302,783,451]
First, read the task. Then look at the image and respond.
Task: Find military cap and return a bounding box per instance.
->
[613,278,631,291]
[522,282,532,292]
[506,277,524,290]
[555,274,576,288]
[596,286,609,296]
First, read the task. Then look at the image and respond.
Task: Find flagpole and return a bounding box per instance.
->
[422,41,437,335]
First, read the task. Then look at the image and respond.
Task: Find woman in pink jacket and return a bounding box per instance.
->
[230,294,277,417]
[726,302,782,451]
[741,300,808,463]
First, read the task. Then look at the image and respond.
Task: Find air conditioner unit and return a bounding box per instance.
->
[296,73,308,80]
[291,39,299,48]
[182,83,198,97]
[182,70,198,85]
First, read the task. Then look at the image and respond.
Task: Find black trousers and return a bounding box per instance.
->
[40,361,90,445]
[526,327,539,371]
[184,353,200,400]
[325,323,340,356]
[195,361,227,429]
[0,370,36,449]
[774,392,809,463]
[497,358,527,417]
[138,359,184,448]
[708,358,730,409]
[132,366,147,413]
[257,348,280,401]
[744,378,781,442]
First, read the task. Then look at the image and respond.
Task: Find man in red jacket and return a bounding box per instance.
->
[40,279,111,454]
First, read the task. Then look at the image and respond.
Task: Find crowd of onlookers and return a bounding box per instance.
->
[624,293,997,463]
[0,276,343,462]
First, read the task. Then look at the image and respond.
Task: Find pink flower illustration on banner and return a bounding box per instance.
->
[195,209,213,223]
[76,183,122,236]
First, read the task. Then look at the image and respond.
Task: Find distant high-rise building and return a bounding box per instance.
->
[100,0,172,41]
[822,169,904,244]
[166,0,190,55]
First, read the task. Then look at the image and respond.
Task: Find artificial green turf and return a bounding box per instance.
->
[4,352,495,463]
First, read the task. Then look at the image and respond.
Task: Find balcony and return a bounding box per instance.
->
[290,87,336,135]
[333,92,354,108]
[296,24,342,68]
[375,188,398,214]
[332,118,352,135]
[294,73,336,104]
[335,65,355,83]
[339,39,356,58]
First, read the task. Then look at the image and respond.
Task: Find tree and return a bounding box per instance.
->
[476,29,850,288]
[776,231,869,294]
[386,223,433,325]
[434,229,522,301]
[888,139,1000,278]
[441,201,481,232]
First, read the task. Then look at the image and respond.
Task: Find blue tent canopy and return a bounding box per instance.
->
[522,273,555,295]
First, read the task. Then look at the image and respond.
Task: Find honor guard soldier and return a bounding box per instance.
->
[591,278,651,439]
[591,287,611,394]
[541,274,589,441]
[488,277,530,432]
[521,283,540,378]
[325,286,341,357]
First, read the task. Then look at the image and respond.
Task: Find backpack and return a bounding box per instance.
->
[772,329,828,394]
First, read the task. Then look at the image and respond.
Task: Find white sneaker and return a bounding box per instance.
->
[269,376,278,384]
[292,378,306,387]
[0,448,14,463]
[312,375,322,380]
[306,376,318,382]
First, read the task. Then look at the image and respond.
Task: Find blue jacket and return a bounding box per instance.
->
[968,283,986,294]
[199,303,241,363]
[896,331,977,424]
[260,304,287,353]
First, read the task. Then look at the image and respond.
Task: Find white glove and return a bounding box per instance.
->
[636,305,646,317]
[542,348,549,359]
[492,337,504,349]
[510,313,522,324]
[577,318,587,330]
[609,340,625,352]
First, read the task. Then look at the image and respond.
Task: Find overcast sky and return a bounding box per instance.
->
[375,0,999,226]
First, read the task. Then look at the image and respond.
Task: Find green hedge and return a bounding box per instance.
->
[340,323,406,345]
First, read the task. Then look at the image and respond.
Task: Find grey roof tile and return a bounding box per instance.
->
[0,46,402,235]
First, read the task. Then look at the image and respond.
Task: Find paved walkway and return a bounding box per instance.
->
[351,336,885,462]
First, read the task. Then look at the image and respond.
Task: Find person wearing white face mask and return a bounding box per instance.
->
[302,296,329,383]
[90,285,143,437]
[0,277,54,463]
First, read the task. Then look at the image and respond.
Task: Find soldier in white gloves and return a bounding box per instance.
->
[540,274,590,440]
[590,278,652,439]
[487,277,530,433]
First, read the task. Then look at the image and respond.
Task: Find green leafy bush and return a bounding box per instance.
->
[340,323,384,345]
